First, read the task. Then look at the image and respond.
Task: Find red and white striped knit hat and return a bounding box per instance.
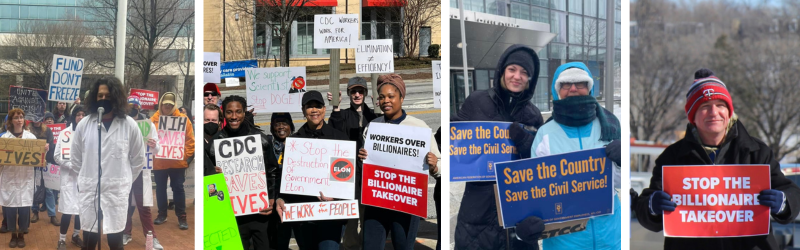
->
[684,68,733,125]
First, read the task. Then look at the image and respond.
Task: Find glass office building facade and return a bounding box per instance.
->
[0,0,113,33]
[451,0,621,113]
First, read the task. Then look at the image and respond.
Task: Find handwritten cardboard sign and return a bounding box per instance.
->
[662,165,770,237]
[156,116,187,160]
[47,124,66,144]
[214,135,268,216]
[450,122,519,182]
[433,60,441,109]
[129,89,159,110]
[245,67,307,113]
[48,54,84,103]
[314,14,359,49]
[9,86,47,122]
[204,52,221,83]
[0,138,47,167]
[494,148,613,228]
[282,200,360,222]
[281,138,356,200]
[364,123,431,173]
[356,39,394,73]
[43,163,60,190]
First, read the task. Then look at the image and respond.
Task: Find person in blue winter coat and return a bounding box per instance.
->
[452,44,546,249]
[529,62,621,250]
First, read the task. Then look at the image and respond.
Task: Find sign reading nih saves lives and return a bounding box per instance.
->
[494,148,613,228]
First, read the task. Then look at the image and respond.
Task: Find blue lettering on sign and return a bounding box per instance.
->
[144,145,154,170]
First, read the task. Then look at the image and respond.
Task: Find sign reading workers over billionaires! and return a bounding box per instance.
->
[662,165,771,237]
[494,148,613,228]
[280,138,357,200]
[450,122,518,182]
[362,123,431,217]
[214,135,268,216]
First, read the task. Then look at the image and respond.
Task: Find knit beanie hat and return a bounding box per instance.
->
[685,68,734,125]
[127,95,141,108]
[503,49,535,79]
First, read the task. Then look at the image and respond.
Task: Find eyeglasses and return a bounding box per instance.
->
[560,82,589,90]
[204,92,218,97]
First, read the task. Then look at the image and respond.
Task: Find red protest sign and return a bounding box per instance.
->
[129,88,159,110]
[662,165,770,237]
[361,163,428,218]
[47,124,66,144]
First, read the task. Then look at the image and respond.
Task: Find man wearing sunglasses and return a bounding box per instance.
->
[326,77,377,250]
[203,83,221,107]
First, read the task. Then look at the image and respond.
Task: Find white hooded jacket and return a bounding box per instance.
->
[0,130,37,207]
[71,114,145,233]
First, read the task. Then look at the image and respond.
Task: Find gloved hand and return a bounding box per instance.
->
[509,122,534,158]
[515,216,545,245]
[759,189,786,214]
[649,191,676,215]
[605,139,621,166]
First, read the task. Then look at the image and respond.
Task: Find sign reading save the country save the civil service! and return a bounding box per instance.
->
[494,148,613,228]
[662,165,770,237]
[450,122,519,182]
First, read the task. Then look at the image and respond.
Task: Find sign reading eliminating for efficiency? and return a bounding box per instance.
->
[314,14,359,48]
[356,39,394,74]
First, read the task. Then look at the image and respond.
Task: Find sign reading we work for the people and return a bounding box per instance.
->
[214,135,268,216]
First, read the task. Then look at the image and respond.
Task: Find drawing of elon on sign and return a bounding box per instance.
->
[288,76,306,93]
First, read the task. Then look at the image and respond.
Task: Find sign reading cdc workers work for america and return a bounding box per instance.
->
[450,122,518,182]
[494,148,613,228]
[662,165,770,237]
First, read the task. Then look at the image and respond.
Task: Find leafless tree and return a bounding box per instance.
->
[385,0,439,58]
[177,15,195,106]
[0,20,94,90]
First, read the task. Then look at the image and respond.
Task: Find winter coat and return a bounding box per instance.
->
[452,44,545,250]
[634,122,800,250]
[0,131,37,208]
[72,114,146,233]
[55,127,79,214]
[151,108,196,170]
[280,122,349,204]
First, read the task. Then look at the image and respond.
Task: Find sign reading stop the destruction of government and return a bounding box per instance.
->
[0,138,47,167]
[662,165,771,237]
[156,116,187,160]
[282,200,360,222]
[214,135,268,216]
[245,67,307,113]
[450,122,518,182]
[48,54,84,103]
[314,14,359,48]
[281,138,356,200]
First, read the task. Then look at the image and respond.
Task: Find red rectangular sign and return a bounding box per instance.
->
[662,165,770,237]
[47,124,66,144]
[361,163,428,218]
[129,89,159,110]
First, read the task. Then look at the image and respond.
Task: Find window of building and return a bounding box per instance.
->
[585,0,597,17]
[551,0,566,11]
[465,0,484,12]
[598,0,606,19]
[531,6,547,23]
[568,0,582,14]
[569,14,582,44]
[551,11,566,43]
[568,45,583,60]
[511,3,530,21]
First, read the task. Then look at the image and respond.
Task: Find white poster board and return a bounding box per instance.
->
[203,52,221,83]
[314,14,359,49]
[280,138,356,199]
[245,67,307,113]
[225,77,240,87]
[214,135,268,216]
[43,163,60,190]
[48,54,84,103]
[432,60,441,109]
[282,200,360,222]
[364,123,431,173]
[58,129,72,161]
[155,116,187,160]
[356,39,394,74]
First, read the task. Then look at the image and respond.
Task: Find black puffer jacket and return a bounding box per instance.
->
[452,44,544,250]
[635,122,800,250]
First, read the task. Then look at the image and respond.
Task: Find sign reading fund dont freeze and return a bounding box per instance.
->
[314,14,359,48]
[214,135,268,216]
[364,123,431,173]
[156,116,187,160]
[281,138,356,200]
[48,54,84,103]
[433,60,441,109]
[356,39,394,74]
[245,67,306,113]
[451,122,518,182]
[494,148,613,228]
[662,165,770,237]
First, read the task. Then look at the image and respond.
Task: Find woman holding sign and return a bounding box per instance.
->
[452,45,545,249]
[54,105,85,249]
[206,95,276,250]
[356,74,441,250]
[0,108,37,248]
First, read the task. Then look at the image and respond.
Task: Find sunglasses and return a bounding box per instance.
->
[560,82,589,90]
[204,92,219,97]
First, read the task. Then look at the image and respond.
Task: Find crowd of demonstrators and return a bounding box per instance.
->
[634,69,800,250]
[29,114,57,226]
[203,72,442,250]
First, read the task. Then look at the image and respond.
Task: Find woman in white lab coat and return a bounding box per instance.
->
[0,108,38,248]
[54,105,85,249]
[71,77,146,250]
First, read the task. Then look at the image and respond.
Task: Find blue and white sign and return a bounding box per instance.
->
[450,122,518,182]
[221,60,258,78]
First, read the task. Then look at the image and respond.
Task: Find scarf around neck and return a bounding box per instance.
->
[552,95,620,142]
